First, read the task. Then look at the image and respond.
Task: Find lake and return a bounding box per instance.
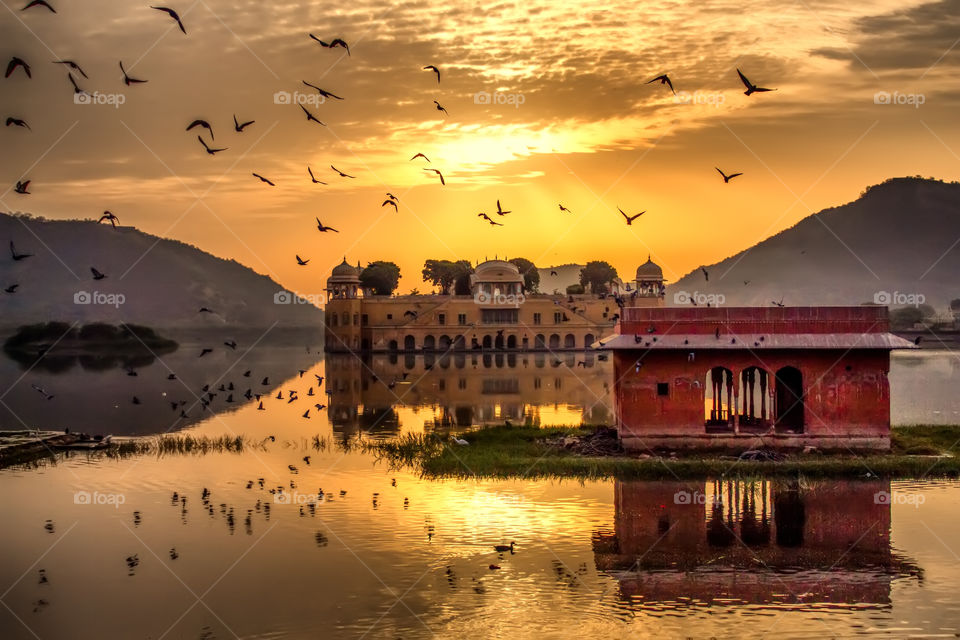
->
[2,346,960,638]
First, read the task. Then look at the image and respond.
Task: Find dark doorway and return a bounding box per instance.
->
[774,366,804,433]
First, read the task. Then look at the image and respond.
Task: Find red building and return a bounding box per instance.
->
[595,306,916,451]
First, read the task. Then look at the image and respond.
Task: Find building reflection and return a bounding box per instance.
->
[324,352,613,436]
[592,479,922,607]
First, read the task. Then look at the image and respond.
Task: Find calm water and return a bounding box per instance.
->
[2,346,960,639]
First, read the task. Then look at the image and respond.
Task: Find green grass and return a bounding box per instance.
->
[369,424,960,480]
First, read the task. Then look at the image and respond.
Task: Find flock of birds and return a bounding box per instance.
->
[3,0,781,293]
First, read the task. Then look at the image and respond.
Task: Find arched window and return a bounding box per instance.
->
[774,366,804,433]
[705,367,734,431]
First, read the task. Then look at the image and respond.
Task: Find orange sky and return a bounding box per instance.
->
[2,0,958,296]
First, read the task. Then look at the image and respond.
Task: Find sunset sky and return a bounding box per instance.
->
[2,0,959,296]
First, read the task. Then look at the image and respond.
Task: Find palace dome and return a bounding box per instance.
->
[635,256,663,281]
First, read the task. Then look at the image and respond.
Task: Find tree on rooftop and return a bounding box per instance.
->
[360,261,401,296]
[579,261,618,294]
[509,257,540,293]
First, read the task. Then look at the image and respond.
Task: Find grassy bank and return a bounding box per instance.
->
[371,425,960,480]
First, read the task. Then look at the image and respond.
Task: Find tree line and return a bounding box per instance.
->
[356,258,620,296]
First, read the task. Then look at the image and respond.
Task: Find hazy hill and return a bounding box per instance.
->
[668,178,960,311]
[0,213,323,331]
[538,263,584,294]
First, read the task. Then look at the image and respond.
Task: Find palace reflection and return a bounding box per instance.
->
[593,479,922,607]
[324,352,613,436]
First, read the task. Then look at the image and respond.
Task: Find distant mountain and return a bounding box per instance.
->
[0,213,323,331]
[668,178,960,311]
[538,263,583,294]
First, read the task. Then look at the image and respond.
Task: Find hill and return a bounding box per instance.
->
[538,263,584,294]
[668,178,960,311]
[0,213,323,331]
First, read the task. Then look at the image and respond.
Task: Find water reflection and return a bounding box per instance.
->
[593,479,922,607]
[326,352,613,437]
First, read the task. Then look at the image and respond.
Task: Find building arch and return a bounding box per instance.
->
[423,335,436,351]
[495,333,505,349]
[584,333,595,349]
[705,366,734,430]
[482,335,493,349]
[563,334,576,349]
[739,366,771,430]
[549,334,561,349]
[439,335,452,351]
[774,366,804,433]
[507,335,518,349]
[535,334,546,349]
[388,339,398,352]
[403,335,416,351]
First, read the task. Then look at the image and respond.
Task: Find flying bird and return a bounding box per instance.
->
[186,119,214,139]
[99,211,119,227]
[252,173,275,186]
[22,0,56,12]
[558,204,571,213]
[233,114,254,132]
[423,65,440,83]
[5,57,31,78]
[67,72,84,94]
[5,117,29,130]
[433,100,447,116]
[150,6,186,34]
[316,218,338,232]
[478,213,502,226]
[90,267,106,280]
[716,167,743,183]
[382,199,398,211]
[309,35,350,55]
[52,60,86,78]
[199,348,213,357]
[737,68,775,96]
[386,193,398,202]
[772,298,785,307]
[302,81,343,100]
[495,199,511,215]
[646,74,675,94]
[424,168,445,185]
[307,166,326,184]
[410,152,430,162]
[296,255,309,266]
[618,207,644,225]
[701,267,709,282]
[119,61,146,85]
[299,104,324,125]
[14,180,30,194]
[4,284,18,293]
[330,165,355,178]
[197,136,227,155]
[10,242,33,260]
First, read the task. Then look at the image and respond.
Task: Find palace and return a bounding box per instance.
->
[324,257,666,352]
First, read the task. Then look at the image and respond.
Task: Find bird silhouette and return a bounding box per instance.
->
[99,211,119,227]
[646,74,675,94]
[90,267,106,280]
[150,6,186,34]
[478,213,503,226]
[716,167,743,183]
[233,114,254,132]
[550,270,558,276]
[302,81,343,100]
[495,199,511,215]
[252,173,275,186]
[186,119,214,139]
[52,61,90,84]
[119,61,146,85]
[424,168,445,185]
[330,165,355,178]
[197,136,227,155]
[433,100,447,116]
[737,69,775,96]
[296,255,309,266]
[67,72,84,94]
[309,35,349,55]
[299,104,324,125]
[410,152,430,162]
[14,180,30,194]
[423,65,440,83]
[307,167,326,184]
[772,298,785,307]
[5,284,18,293]
[5,117,30,130]
[701,267,709,281]
[382,199,398,211]
[22,0,56,12]
[558,204,571,213]
[618,207,644,225]
[316,218,338,232]
[5,57,31,78]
